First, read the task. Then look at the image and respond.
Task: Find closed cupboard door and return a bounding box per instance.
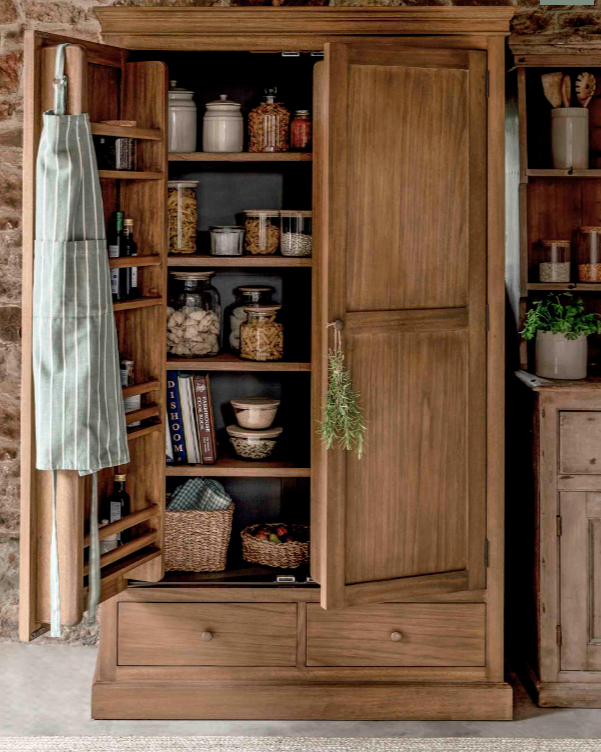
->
[312,43,488,610]
[20,31,167,641]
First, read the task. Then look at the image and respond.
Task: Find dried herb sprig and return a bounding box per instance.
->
[319,347,366,459]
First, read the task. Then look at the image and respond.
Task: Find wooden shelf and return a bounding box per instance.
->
[526,169,601,179]
[109,255,162,269]
[168,254,312,268]
[527,283,601,292]
[169,152,312,162]
[144,563,314,586]
[125,403,160,425]
[122,379,160,398]
[166,459,310,478]
[84,504,159,548]
[113,296,163,312]
[91,123,162,141]
[166,353,311,372]
[99,170,165,180]
[127,420,162,441]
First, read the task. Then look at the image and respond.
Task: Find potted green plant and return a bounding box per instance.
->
[521,292,601,379]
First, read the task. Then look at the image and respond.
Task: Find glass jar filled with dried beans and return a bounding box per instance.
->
[539,239,571,283]
[578,226,601,283]
[240,304,284,362]
[248,88,290,153]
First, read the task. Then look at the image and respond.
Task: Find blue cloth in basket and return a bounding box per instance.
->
[167,478,232,512]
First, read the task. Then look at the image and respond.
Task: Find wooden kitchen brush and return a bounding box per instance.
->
[576,72,596,108]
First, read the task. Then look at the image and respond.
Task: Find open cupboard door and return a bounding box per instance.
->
[311,43,488,611]
[20,32,167,641]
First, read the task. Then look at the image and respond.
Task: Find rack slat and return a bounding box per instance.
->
[91,123,162,141]
[84,530,158,575]
[125,404,160,425]
[122,380,160,398]
[127,420,162,441]
[84,504,160,548]
[113,296,163,312]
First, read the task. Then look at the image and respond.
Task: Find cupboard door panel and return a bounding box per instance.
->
[560,412,601,475]
[312,43,488,610]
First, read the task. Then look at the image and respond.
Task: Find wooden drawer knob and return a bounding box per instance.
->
[201,631,214,641]
[390,631,403,642]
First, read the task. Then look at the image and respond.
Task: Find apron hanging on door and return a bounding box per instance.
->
[32,44,130,636]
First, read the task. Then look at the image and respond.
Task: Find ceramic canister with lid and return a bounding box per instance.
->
[203,94,244,153]
[168,80,197,153]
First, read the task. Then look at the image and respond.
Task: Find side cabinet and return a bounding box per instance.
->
[511,372,601,707]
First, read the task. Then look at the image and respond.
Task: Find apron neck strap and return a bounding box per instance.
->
[53,43,70,115]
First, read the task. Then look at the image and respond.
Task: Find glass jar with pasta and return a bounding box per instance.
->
[168,180,198,254]
[243,210,280,255]
[240,304,284,362]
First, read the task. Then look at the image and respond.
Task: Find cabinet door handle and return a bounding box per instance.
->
[390,631,403,642]
[201,631,214,641]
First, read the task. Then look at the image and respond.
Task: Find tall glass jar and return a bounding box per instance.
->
[167,271,221,358]
[240,304,284,362]
[168,180,198,254]
[226,286,275,354]
[248,88,290,153]
[539,239,571,283]
[243,210,280,255]
[577,226,601,283]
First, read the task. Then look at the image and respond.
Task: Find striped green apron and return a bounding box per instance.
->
[32,44,130,636]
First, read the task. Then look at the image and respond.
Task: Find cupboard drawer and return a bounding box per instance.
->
[118,602,298,666]
[306,603,485,667]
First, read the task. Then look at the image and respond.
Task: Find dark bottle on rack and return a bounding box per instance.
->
[123,219,138,299]
[109,211,123,302]
[108,474,131,544]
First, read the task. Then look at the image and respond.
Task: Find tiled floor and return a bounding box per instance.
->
[1,642,599,737]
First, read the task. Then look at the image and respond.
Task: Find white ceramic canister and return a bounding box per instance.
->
[551,107,589,170]
[203,94,244,153]
[535,331,588,380]
[168,80,197,153]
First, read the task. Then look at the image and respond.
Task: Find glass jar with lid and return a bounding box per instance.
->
[167,271,221,358]
[539,239,571,283]
[168,80,197,153]
[226,286,275,354]
[577,226,601,283]
[210,225,244,256]
[248,88,290,153]
[240,304,284,362]
[168,180,198,254]
[202,94,243,153]
[280,211,312,257]
[243,210,280,255]
[290,110,312,151]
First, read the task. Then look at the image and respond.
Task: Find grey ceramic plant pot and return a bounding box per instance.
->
[535,331,587,380]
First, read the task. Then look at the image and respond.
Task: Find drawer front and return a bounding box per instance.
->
[306,603,485,667]
[118,602,298,666]
[560,411,601,475]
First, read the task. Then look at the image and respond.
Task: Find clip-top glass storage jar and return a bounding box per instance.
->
[248,88,290,153]
[577,226,601,283]
[539,240,571,283]
[240,304,284,361]
[226,286,275,354]
[168,80,197,153]
[280,211,312,257]
[167,271,221,358]
[168,181,198,254]
[243,210,280,255]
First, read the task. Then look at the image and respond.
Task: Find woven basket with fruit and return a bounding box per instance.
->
[241,523,309,569]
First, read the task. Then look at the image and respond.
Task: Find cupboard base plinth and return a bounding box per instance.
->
[521,666,601,709]
[92,679,513,720]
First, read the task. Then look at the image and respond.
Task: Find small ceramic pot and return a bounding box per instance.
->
[203,95,244,153]
[551,108,589,170]
[535,331,587,380]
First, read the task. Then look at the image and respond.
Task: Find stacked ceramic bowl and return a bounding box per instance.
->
[226,398,282,461]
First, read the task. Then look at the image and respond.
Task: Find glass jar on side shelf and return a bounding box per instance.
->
[226,286,275,354]
[539,240,571,283]
[167,271,221,358]
[280,211,312,257]
[168,180,198,254]
[243,210,280,255]
[240,304,284,362]
[578,226,601,283]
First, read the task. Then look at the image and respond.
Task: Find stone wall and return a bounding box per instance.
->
[0,0,596,644]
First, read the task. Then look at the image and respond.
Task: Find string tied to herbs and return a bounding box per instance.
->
[318,320,366,459]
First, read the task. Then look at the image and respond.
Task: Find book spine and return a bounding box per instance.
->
[205,374,218,463]
[194,374,216,464]
[166,371,187,464]
[165,415,174,465]
[179,375,201,464]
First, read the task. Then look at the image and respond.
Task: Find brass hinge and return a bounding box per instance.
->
[485,70,490,98]
[557,515,562,536]
[557,625,562,646]
[484,538,490,568]
[30,626,46,640]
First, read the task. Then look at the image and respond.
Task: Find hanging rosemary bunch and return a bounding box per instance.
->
[319,345,366,459]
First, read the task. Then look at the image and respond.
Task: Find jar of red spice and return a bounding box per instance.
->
[577,226,601,283]
[290,110,312,152]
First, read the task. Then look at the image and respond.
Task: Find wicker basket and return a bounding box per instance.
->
[241,523,309,569]
[165,504,233,572]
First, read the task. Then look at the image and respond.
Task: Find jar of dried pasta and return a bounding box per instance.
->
[168,180,198,254]
[248,88,290,153]
[240,304,284,362]
[243,210,280,255]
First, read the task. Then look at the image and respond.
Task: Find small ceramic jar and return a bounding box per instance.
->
[551,108,589,170]
[203,95,244,153]
[168,81,197,153]
[231,398,280,430]
[226,424,283,460]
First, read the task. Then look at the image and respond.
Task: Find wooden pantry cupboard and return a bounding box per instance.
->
[19,7,513,720]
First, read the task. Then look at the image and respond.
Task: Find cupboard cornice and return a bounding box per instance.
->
[95,7,514,51]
